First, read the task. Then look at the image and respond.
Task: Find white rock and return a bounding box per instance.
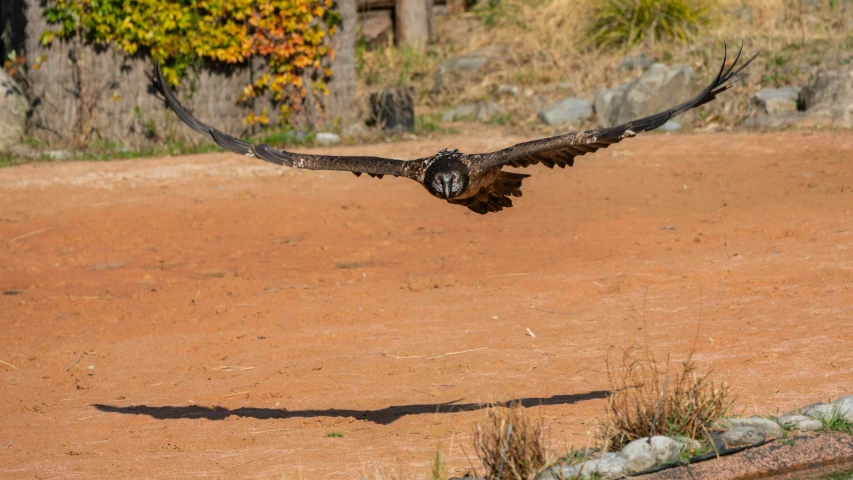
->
[618,436,682,473]
[713,417,785,439]
[776,414,810,427]
[722,426,765,446]
[537,456,628,480]
[797,419,824,431]
[538,97,593,126]
[596,64,698,129]
[802,402,853,422]
[660,120,681,132]
[441,102,503,122]
[751,87,801,115]
[314,132,341,146]
[673,436,703,450]
[799,67,853,128]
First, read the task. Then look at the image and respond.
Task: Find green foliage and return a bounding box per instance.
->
[588,0,712,50]
[40,0,341,124]
[325,432,343,438]
[819,409,853,433]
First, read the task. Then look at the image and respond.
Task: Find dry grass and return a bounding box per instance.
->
[352,0,853,136]
[603,345,733,451]
[474,403,548,480]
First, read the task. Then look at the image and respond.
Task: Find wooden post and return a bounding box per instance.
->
[327,0,357,126]
[394,0,429,48]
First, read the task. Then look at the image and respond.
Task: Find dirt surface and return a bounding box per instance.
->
[2,129,853,479]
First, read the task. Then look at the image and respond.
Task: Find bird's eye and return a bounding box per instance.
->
[451,175,457,184]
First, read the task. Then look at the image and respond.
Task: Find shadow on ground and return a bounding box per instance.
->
[93,391,608,425]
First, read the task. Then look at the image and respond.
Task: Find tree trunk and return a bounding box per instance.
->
[327,0,357,127]
[394,0,429,48]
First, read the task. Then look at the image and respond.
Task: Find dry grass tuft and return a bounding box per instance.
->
[475,403,547,480]
[603,346,733,451]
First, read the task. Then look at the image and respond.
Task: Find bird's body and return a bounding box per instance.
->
[154,45,756,214]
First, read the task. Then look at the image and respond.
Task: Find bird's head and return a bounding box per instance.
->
[424,152,469,200]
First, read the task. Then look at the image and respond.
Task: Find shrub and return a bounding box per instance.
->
[604,346,732,451]
[475,403,547,480]
[588,0,713,49]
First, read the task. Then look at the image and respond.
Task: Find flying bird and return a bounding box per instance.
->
[154,45,756,215]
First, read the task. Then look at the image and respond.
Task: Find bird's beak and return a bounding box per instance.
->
[441,178,452,198]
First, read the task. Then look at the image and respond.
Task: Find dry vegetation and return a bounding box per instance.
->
[355,0,853,135]
[602,345,733,451]
[474,403,548,480]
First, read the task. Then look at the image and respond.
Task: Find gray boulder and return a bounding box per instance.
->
[751,87,801,115]
[618,436,683,473]
[536,453,628,480]
[722,426,765,447]
[538,97,593,126]
[596,63,700,129]
[802,402,853,422]
[442,101,503,122]
[0,70,29,153]
[713,417,785,439]
[799,66,853,127]
[594,84,629,124]
[744,113,801,129]
[432,45,508,95]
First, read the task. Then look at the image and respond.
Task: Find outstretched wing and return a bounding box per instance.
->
[152,62,411,178]
[467,44,757,173]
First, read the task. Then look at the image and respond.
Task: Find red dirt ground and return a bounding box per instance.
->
[1,130,852,479]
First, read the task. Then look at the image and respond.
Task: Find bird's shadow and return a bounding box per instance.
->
[94,391,608,425]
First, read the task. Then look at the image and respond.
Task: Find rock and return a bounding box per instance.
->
[777,414,811,427]
[802,402,853,422]
[797,419,825,431]
[45,150,71,161]
[538,97,593,126]
[370,88,415,132]
[621,54,656,70]
[536,455,628,480]
[314,132,341,146]
[597,63,700,129]
[441,102,503,122]
[618,436,683,473]
[432,45,509,95]
[593,84,629,123]
[799,66,853,127]
[660,120,681,132]
[712,417,785,439]
[722,426,766,447]
[0,70,29,153]
[497,84,518,96]
[341,122,368,140]
[751,87,801,115]
[744,113,802,129]
[673,436,703,450]
[7,144,39,160]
